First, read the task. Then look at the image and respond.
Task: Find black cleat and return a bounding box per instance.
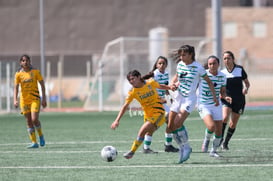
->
[164,144,179,152]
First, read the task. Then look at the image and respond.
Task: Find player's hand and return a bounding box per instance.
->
[14,100,18,108]
[225,96,232,104]
[214,99,219,106]
[111,121,119,130]
[41,99,47,108]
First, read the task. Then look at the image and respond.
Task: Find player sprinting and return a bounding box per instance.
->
[110,70,175,159]
[197,55,232,157]
[142,56,179,153]
[13,54,47,148]
[167,45,218,163]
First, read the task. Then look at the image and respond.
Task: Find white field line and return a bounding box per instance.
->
[0,164,273,169]
[0,137,272,146]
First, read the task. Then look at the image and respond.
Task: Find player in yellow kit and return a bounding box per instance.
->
[13,54,47,148]
[111,70,175,159]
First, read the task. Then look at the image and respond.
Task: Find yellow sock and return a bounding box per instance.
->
[28,128,37,143]
[130,137,144,152]
[35,125,43,137]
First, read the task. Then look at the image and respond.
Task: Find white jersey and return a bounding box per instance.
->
[153,69,169,98]
[198,70,226,105]
[177,61,207,98]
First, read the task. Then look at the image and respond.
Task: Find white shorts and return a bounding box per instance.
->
[163,103,170,113]
[170,93,197,113]
[197,104,222,121]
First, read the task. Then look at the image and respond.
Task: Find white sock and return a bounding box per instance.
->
[144,135,152,149]
[165,133,173,146]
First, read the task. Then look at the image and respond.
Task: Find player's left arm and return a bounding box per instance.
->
[38,80,47,108]
[243,78,250,95]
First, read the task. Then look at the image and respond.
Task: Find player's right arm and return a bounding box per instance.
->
[13,83,19,108]
[111,102,130,130]
[170,73,179,89]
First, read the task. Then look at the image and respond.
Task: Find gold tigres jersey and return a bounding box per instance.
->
[126,79,165,117]
[14,68,43,104]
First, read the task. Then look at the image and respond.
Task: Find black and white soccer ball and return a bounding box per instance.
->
[101,145,118,162]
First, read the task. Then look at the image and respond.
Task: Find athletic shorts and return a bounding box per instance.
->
[197,104,222,121]
[221,98,245,114]
[163,103,170,113]
[144,112,166,128]
[20,99,41,115]
[170,93,197,113]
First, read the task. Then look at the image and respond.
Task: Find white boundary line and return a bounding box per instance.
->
[0,138,272,146]
[0,164,273,169]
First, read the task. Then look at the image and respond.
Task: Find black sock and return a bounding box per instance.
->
[221,123,227,138]
[224,127,236,146]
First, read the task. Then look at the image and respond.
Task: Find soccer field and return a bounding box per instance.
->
[0,110,273,181]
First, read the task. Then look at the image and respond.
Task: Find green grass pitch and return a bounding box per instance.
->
[0,109,273,181]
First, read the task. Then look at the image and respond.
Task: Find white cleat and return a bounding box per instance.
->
[209,151,221,158]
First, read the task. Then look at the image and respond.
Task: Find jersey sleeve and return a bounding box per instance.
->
[125,88,134,104]
[149,79,160,88]
[221,74,227,87]
[199,65,207,77]
[14,72,20,85]
[35,70,43,81]
[241,67,248,80]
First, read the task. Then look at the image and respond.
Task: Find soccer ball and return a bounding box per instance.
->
[101,145,118,162]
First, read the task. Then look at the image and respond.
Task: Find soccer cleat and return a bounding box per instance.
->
[201,140,210,153]
[143,148,158,154]
[181,145,192,163]
[123,151,135,159]
[39,135,45,147]
[165,144,179,152]
[178,145,184,164]
[209,151,221,158]
[221,144,229,151]
[27,143,39,149]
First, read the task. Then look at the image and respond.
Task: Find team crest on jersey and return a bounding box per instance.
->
[180,72,188,78]
[214,82,218,87]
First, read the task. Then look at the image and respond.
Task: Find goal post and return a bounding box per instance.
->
[83,36,213,111]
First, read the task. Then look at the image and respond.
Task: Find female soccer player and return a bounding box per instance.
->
[167,45,218,163]
[14,54,47,148]
[141,56,179,153]
[221,51,250,150]
[197,55,231,157]
[110,70,174,159]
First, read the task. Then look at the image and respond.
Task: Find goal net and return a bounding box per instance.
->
[83,36,212,112]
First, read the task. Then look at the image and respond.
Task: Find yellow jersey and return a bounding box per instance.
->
[14,68,43,104]
[125,79,165,117]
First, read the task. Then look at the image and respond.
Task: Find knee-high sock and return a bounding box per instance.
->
[131,137,144,152]
[144,135,152,149]
[212,135,222,152]
[27,127,37,143]
[34,123,43,137]
[220,123,227,144]
[173,125,189,147]
[221,123,227,138]
[204,128,213,142]
[224,127,236,146]
[165,133,173,146]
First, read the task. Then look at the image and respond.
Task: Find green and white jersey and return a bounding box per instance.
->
[198,70,226,105]
[177,61,207,98]
[153,69,169,98]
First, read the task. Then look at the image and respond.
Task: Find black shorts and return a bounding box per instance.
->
[221,98,245,114]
